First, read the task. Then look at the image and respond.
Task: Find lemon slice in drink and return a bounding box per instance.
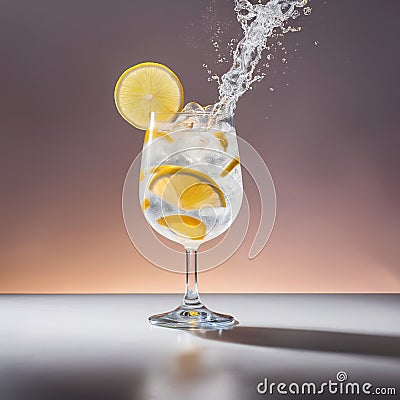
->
[157,215,206,240]
[213,131,228,152]
[141,198,151,212]
[114,62,184,130]
[220,157,240,177]
[149,165,226,210]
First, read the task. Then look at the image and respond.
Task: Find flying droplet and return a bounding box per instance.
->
[292,10,300,19]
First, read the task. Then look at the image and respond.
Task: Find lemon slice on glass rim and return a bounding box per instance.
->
[114,62,184,130]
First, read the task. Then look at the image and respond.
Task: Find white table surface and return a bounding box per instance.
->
[0,294,399,399]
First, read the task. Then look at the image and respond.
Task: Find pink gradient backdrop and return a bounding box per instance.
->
[0,0,399,293]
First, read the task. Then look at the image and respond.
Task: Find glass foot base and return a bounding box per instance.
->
[149,304,235,330]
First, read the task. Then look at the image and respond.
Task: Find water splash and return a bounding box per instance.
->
[213,0,309,115]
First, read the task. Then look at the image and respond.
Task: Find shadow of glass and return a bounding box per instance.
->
[193,326,400,358]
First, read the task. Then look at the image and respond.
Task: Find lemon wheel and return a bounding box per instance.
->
[148,165,226,210]
[114,62,184,130]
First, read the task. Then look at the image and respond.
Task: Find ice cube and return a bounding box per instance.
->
[203,104,217,113]
[173,114,196,130]
[188,135,211,149]
[182,102,204,113]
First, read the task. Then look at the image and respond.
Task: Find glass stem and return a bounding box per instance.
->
[183,249,202,307]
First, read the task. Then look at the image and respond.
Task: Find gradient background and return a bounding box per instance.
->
[0,0,399,293]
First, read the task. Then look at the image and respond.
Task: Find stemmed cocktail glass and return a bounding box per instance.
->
[140,111,242,329]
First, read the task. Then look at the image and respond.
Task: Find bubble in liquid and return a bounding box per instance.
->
[303,7,312,15]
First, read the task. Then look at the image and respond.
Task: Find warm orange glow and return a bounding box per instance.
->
[0,0,399,294]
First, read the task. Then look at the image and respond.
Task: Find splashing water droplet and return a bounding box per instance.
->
[292,10,300,19]
[211,0,309,116]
